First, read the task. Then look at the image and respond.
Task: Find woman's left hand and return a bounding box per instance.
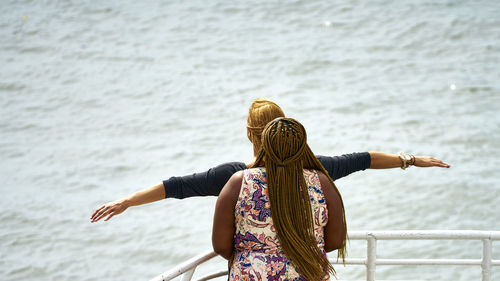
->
[413,156,450,168]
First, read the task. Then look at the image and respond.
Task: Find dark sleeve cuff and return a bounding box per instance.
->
[163,177,183,199]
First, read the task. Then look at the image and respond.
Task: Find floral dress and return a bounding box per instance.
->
[230,168,329,281]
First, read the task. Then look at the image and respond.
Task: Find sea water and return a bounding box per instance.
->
[1,0,499,280]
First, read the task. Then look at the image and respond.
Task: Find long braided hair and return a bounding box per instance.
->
[251,118,347,280]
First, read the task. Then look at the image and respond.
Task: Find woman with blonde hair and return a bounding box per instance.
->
[213,117,345,280]
[91,98,449,222]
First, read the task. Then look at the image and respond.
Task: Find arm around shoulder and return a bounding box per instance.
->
[212,171,243,260]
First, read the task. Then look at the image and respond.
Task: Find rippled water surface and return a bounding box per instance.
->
[1,0,499,280]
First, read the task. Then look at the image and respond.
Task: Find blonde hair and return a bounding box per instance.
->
[246,99,285,153]
[252,118,347,280]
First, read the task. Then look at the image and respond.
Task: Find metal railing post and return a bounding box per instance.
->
[482,239,492,281]
[367,234,377,281]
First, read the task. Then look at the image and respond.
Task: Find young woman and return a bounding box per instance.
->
[91,99,449,223]
[213,117,345,280]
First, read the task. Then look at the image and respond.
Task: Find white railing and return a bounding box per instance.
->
[149,230,500,281]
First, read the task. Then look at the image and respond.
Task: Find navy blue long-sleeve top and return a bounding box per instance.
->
[163,152,371,199]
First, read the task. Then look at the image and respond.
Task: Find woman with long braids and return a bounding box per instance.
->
[91,99,449,223]
[212,117,346,280]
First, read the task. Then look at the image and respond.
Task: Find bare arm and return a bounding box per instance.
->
[90,183,165,223]
[90,151,448,223]
[212,171,243,260]
[369,152,450,169]
[318,172,345,252]
[90,162,247,223]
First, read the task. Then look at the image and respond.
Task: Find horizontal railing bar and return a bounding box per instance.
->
[195,270,228,281]
[150,250,218,281]
[347,230,500,240]
[329,258,367,265]
[181,268,195,281]
[189,259,500,280]
[330,258,500,266]
[376,258,481,266]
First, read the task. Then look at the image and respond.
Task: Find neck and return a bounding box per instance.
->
[246,148,261,168]
[246,155,257,169]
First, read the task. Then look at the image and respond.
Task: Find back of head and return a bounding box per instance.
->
[252,117,343,280]
[246,99,285,152]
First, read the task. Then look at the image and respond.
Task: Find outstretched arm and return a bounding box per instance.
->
[91,151,449,223]
[369,152,450,169]
[318,151,450,181]
[90,162,247,223]
[90,183,165,223]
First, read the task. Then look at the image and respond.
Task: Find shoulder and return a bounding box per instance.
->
[219,171,244,200]
[211,162,246,177]
[215,162,247,170]
[316,170,330,184]
[226,170,244,189]
[310,170,332,190]
[316,171,341,205]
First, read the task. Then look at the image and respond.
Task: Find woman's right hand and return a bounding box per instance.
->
[90,183,166,223]
[90,199,129,223]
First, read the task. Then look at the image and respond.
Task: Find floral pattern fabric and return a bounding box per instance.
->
[230,168,329,281]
